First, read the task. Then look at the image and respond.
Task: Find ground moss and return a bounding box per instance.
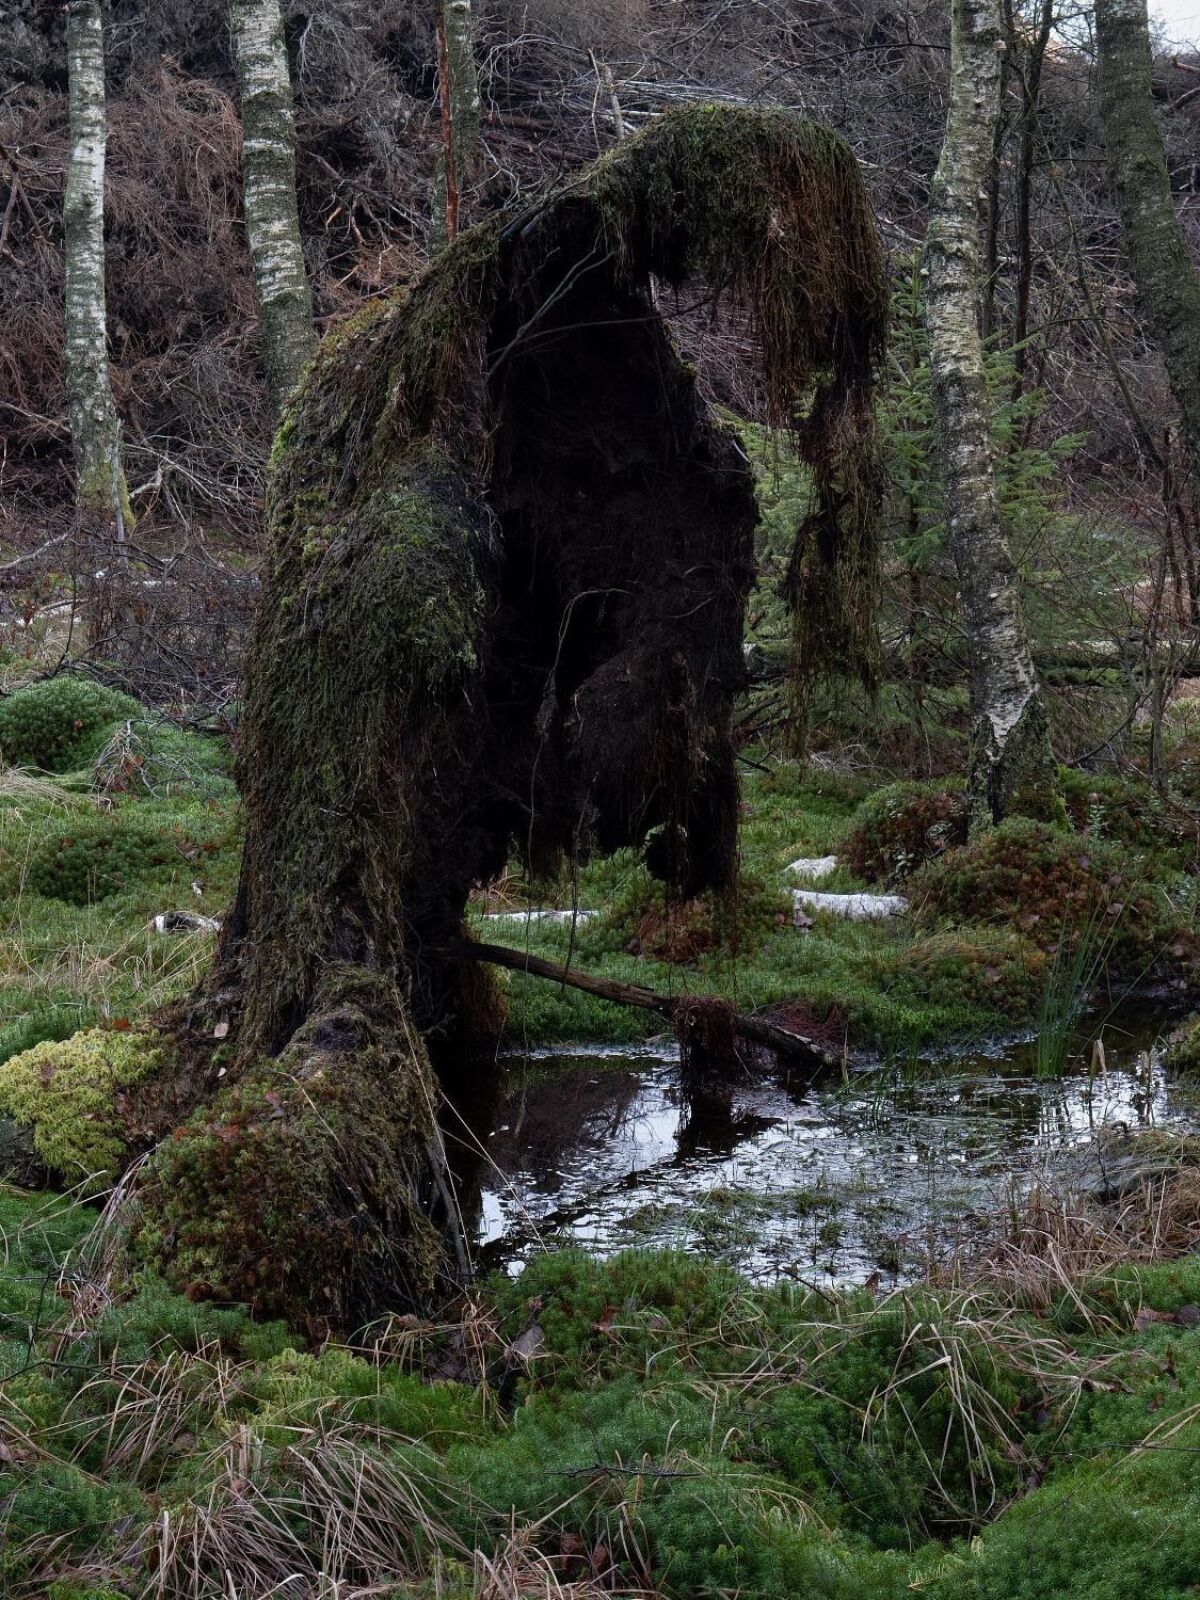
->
[914,816,1196,978]
[0,677,140,773]
[1164,1013,1200,1073]
[134,966,447,1332]
[12,813,183,905]
[843,777,967,883]
[0,1026,163,1183]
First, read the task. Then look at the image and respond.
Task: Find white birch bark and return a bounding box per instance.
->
[230,0,314,411]
[64,0,131,532]
[924,0,1056,829]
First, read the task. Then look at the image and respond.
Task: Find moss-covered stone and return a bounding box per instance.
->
[0,1027,163,1184]
[0,677,140,773]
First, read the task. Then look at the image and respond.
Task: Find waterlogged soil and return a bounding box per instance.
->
[470,1009,1200,1286]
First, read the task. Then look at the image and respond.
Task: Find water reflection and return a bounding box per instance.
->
[458,1013,1200,1286]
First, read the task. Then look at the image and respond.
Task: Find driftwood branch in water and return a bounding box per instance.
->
[445,939,838,1073]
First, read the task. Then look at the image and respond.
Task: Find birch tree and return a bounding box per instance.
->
[64,0,131,535]
[431,0,481,247]
[925,0,1057,829]
[1096,0,1200,480]
[230,0,314,411]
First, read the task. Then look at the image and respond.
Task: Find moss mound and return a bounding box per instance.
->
[134,967,446,1334]
[590,869,791,964]
[0,677,139,772]
[1165,1014,1200,1074]
[16,813,181,905]
[1059,766,1191,867]
[0,1026,163,1183]
[843,778,967,884]
[914,817,1192,977]
[876,929,1047,1033]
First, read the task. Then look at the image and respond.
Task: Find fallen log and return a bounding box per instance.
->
[444,939,838,1073]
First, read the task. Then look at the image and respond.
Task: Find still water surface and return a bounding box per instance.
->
[471,1012,1200,1285]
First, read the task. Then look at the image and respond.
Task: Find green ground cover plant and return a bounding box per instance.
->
[3,1186,1200,1598]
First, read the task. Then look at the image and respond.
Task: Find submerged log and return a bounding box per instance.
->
[446,938,838,1074]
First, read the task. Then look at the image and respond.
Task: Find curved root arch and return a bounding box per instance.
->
[134,106,886,1330]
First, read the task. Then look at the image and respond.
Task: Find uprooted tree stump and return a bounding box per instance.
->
[120,105,887,1331]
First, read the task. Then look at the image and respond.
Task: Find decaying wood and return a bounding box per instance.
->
[446,939,838,1074]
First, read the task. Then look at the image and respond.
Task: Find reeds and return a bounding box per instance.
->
[1034,901,1117,1076]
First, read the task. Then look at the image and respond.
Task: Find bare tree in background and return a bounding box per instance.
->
[230,0,314,411]
[925,0,1057,828]
[432,0,481,246]
[64,0,132,537]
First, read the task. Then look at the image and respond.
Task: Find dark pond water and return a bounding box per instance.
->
[464,1010,1200,1286]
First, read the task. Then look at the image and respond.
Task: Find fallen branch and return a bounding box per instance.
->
[444,938,838,1073]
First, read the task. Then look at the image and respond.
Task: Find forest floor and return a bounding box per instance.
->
[1,673,1200,1595]
[0,672,1196,1069]
[5,1174,1200,1598]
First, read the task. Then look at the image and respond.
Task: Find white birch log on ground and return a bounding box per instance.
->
[792,890,908,922]
[924,0,1057,831]
[230,0,314,411]
[64,0,131,532]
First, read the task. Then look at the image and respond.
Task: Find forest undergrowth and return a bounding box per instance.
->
[6,1175,1200,1597]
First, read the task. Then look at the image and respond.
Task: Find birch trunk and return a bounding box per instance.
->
[925,0,1056,830]
[1096,0,1200,481]
[64,0,131,533]
[431,0,481,248]
[230,0,314,411]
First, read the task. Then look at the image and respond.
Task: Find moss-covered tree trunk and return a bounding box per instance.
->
[120,106,885,1335]
[925,0,1056,831]
[430,0,480,247]
[1097,0,1200,483]
[64,0,132,534]
[230,0,314,411]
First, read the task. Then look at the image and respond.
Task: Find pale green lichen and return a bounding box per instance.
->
[0,1027,163,1182]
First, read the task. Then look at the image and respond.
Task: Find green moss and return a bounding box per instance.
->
[0,1026,163,1182]
[914,816,1196,979]
[0,677,139,773]
[1164,1013,1200,1073]
[135,966,445,1330]
[843,778,967,884]
[12,813,183,905]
